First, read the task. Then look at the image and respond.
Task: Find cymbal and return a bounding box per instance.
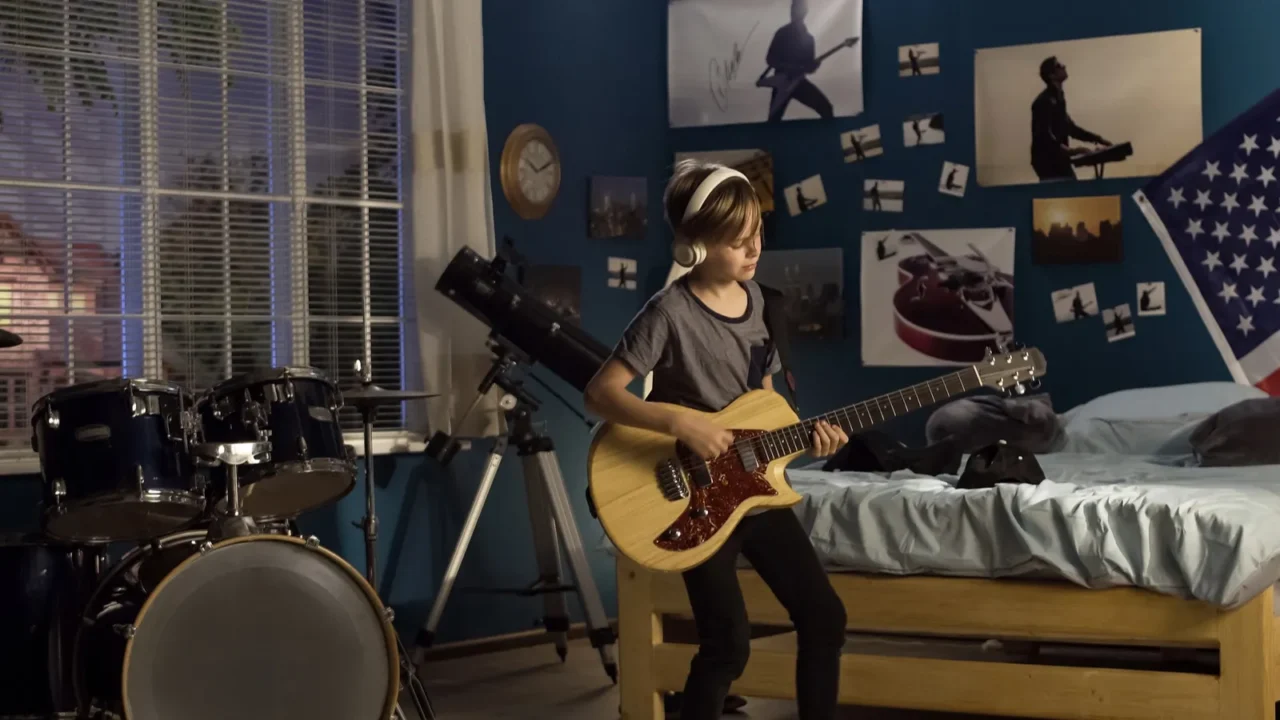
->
[0,329,22,349]
[342,385,439,408]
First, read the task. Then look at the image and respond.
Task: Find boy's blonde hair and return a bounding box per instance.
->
[663,159,762,248]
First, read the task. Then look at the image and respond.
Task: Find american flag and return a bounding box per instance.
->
[1134,88,1280,395]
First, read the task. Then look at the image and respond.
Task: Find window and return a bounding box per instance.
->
[0,0,411,471]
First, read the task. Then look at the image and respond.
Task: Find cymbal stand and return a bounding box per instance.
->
[354,361,381,589]
[347,360,437,720]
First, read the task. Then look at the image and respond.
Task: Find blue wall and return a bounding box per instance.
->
[6,0,1280,649]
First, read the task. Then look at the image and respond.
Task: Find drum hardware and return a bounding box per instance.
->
[344,359,440,720]
[192,441,270,540]
[0,327,21,348]
[344,359,440,590]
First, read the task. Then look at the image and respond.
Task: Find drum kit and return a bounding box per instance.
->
[1,327,439,720]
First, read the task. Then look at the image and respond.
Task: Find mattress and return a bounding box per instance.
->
[786,453,1280,609]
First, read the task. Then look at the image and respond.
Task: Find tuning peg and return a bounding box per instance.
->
[1013,382,1027,396]
[1029,378,1043,390]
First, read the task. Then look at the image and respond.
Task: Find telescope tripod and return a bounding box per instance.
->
[411,399,618,683]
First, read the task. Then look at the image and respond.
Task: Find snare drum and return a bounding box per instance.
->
[32,379,205,543]
[74,531,399,720]
[196,367,356,519]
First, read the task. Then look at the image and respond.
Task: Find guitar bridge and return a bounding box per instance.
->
[655,458,689,502]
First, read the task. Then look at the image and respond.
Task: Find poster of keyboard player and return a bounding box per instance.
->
[973,29,1203,187]
[667,0,863,128]
[860,228,1016,367]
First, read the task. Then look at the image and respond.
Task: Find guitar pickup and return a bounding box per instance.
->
[737,442,760,473]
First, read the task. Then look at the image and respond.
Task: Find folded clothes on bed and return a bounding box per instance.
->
[787,452,1280,609]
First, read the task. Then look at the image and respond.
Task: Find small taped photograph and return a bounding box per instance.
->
[1103,303,1135,342]
[1050,282,1099,323]
[899,42,940,77]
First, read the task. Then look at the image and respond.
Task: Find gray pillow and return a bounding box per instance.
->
[1189,398,1280,466]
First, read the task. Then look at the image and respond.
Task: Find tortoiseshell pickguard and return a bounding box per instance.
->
[652,429,777,553]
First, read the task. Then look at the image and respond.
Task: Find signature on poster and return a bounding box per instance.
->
[708,21,758,111]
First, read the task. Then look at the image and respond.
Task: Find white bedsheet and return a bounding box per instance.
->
[786,453,1280,609]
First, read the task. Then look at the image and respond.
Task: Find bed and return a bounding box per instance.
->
[611,382,1280,719]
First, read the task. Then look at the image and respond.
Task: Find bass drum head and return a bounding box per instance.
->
[122,535,397,720]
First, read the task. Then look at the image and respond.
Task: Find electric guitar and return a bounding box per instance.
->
[587,346,1046,573]
[756,36,859,119]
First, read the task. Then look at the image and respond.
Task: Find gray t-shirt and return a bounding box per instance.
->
[611,277,781,413]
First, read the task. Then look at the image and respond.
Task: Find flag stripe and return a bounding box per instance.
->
[1133,188,1251,385]
[1255,366,1280,396]
[1239,326,1280,384]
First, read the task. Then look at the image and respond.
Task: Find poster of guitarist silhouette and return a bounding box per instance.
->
[861,227,1016,366]
[668,0,863,128]
[974,29,1202,187]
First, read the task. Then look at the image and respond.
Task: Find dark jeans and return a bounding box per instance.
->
[679,509,846,719]
[768,80,834,122]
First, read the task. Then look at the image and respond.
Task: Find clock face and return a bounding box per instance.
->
[517,139,558,204]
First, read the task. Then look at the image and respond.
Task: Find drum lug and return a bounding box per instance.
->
[52,478,66,513]
[136,466,146,493]
[199,541,214,554]
[384,607,395,623]
[113,623,136,639]
[285,380,295,402]
[298,436,309,461]
[46,408,61,430]
[305,535,320,549]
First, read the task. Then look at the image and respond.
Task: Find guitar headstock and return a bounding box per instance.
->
[973,345,1046,397]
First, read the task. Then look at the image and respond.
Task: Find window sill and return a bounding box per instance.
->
[0,430,425,478]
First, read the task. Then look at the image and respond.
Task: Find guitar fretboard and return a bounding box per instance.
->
[752,367,979,462]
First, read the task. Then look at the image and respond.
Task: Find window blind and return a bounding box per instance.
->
[0,0,409,468]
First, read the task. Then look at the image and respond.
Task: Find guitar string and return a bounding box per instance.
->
[670,372,978,477]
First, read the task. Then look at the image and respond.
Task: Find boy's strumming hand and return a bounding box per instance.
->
[809,420,848,458]
[669,413,736,461]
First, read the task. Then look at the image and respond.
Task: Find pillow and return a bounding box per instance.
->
[1060,382,1267,423]
[1190,398,1280,466]
[1057,415,1208,455]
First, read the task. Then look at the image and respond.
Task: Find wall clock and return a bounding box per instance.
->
[499,123,561,220]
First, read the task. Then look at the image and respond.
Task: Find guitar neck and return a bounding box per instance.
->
[756,367,980,461]
[815,46,845,64]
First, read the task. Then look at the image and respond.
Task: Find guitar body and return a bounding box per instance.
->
[587,390,806,574]
[892,256,1014,363]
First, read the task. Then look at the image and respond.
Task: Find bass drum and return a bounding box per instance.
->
[74,531,398,720]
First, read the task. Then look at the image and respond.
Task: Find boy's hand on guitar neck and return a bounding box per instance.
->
[669,413,736,461]
[809,419,848,459]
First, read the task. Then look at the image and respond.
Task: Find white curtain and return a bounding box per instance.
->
[408,0,501,439]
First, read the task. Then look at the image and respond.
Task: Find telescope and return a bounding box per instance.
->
[435,246,611,393]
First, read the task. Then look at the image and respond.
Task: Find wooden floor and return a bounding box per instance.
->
[419,633,1045,719]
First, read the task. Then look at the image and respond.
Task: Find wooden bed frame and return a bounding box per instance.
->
[616,555,1278,719]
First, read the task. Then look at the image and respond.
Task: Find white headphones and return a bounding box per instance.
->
[673,166,750,268]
